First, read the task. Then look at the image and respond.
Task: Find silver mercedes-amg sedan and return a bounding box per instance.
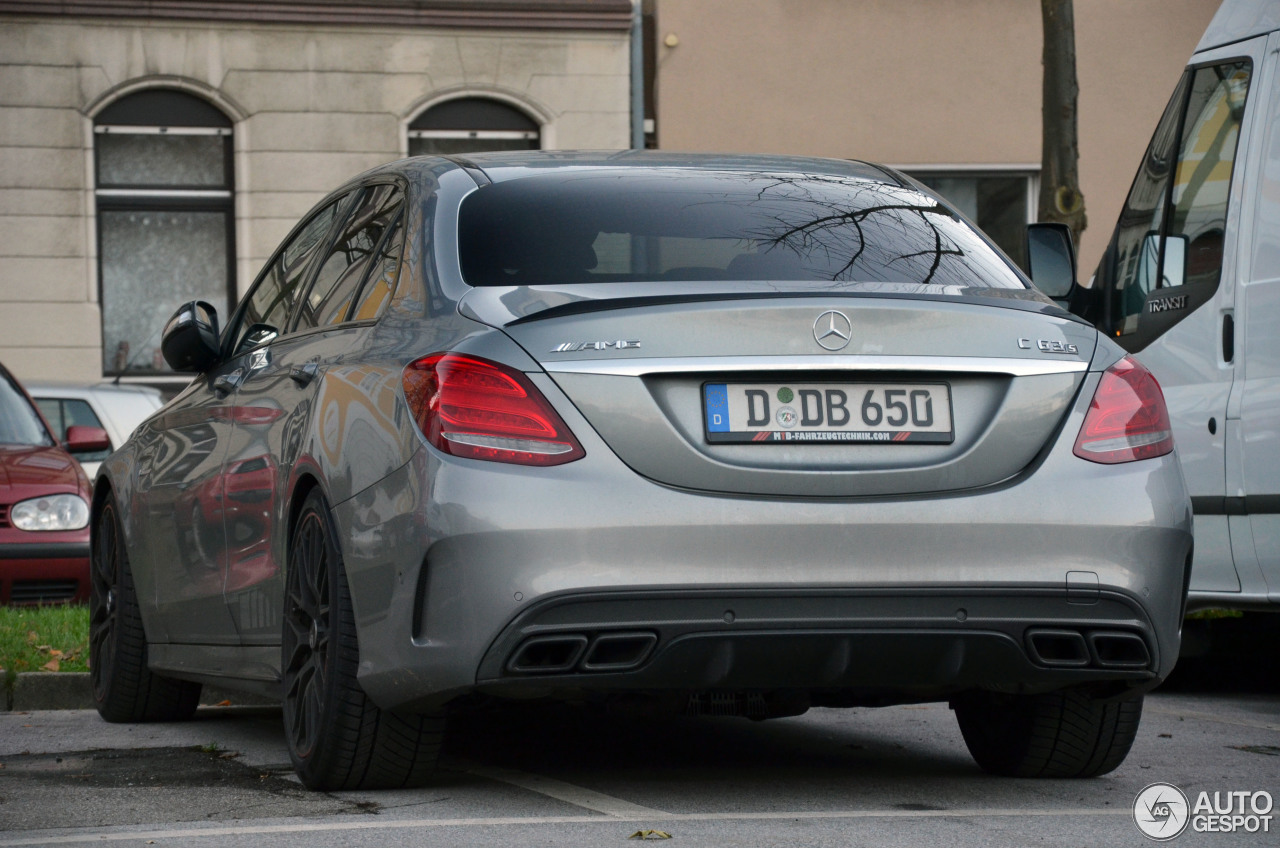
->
[90,152,1192,790]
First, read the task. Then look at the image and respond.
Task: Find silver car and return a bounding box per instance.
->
[27,381,164,478]
[90,152,1193,790]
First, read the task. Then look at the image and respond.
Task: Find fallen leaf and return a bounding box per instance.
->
[41,659,60,672]
[26,631,38,643]
[1158,733,1172,738]
[628,831,672,840]
[215,699,232,707]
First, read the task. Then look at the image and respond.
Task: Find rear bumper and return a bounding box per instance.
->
[337,401,1193,711]
[0,542,90,604]
[469,588,1161,703]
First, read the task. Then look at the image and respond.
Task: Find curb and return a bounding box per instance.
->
[5,672,278,712]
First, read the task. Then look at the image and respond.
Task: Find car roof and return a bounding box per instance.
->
[1196,0,1280,52]
[24,381,163,401]
[440,150,897,185]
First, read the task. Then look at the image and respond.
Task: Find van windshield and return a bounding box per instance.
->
[457,169,1027,291]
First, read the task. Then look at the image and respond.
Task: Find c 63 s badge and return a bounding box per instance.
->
[1019,338,1079,355]
[552,340,641,353]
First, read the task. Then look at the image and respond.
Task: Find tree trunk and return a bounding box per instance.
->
[1039,0,1087,246]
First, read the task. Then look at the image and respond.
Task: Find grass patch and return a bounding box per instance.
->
[0,604,90,688]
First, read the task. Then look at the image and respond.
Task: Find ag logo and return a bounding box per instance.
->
[1134,782,1190,840]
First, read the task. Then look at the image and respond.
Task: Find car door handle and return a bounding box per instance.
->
[289,362,319,387]
[213,370,243,397]
[1222,312,1235,364]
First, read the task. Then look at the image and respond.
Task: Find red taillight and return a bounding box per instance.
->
[1073,357,1174,464]
[402,353,585,466]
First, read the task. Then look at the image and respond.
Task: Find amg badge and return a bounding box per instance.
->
[551,339,641,353]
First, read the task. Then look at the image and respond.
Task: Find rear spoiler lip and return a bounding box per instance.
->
[456,285,1082,329]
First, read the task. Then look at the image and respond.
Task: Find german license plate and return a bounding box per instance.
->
[703,381,954,444]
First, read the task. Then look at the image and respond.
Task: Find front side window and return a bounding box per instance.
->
[458,169,1028,291]
[95,89,234,376]
[1101,61,1251,347]
[229,198,347,355]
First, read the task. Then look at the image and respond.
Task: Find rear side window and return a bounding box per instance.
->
[35,398,105,437]
[457,169,1027,290]
[1101,61,1252,348]
[295,184,404,330]
[351,216,405,321]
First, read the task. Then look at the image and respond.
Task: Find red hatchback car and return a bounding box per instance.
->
[0,363,109,604]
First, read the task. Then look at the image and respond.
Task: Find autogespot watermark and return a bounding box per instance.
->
[1133,782,1274,840]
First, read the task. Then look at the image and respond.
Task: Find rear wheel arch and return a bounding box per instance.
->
[281,486,443,789]
[287,474,324,544]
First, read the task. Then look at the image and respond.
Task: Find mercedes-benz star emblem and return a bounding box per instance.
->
[813,310,852,351]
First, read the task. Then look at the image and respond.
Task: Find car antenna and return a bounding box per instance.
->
[111,324,166,385]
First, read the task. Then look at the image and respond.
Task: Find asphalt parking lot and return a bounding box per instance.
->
[1,627,1277,848]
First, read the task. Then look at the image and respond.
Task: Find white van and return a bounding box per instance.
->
[1053,0,1280,611]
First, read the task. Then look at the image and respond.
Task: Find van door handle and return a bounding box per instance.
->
[1222,313,1235,363]
[289,362,319,386]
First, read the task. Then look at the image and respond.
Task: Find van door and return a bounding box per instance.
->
[1234,31,1280,605]
[1084,37,1265,598]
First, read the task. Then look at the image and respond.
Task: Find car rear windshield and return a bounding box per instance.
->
[0,374,54,447]
[457,168,1027,290]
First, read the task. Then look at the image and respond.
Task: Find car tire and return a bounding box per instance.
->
[954,688,1143,778]
[90,496,203,722]
[282,488,445,790]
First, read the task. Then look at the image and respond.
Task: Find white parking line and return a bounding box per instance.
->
[0,807,1133,846]
[467,764,664,816]
[1146,705,1280,733]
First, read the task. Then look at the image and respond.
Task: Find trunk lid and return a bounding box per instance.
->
[464,286,1097,497]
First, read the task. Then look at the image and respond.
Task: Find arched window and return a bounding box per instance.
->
[94,89,235,376]
[408,97,540,157]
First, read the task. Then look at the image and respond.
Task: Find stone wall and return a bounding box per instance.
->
[0,14,631,381]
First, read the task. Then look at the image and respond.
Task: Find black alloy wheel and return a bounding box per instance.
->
[282,501,331,762]
[89,502,121,701]
[281,488,444,790]
[91,496,202,722]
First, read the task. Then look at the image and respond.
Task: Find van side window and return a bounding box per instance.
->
[1103,61,1251,348]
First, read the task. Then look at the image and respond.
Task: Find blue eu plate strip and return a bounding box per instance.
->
[705,383,729,432]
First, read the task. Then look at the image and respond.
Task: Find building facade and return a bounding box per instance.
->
[652,0,1221,276]
[0,0,633,383]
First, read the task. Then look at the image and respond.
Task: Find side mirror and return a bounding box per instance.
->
[65,425,111,453]
[1025,223,1077,300]
[1137,231,1188,290]
[161,301,221,373]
